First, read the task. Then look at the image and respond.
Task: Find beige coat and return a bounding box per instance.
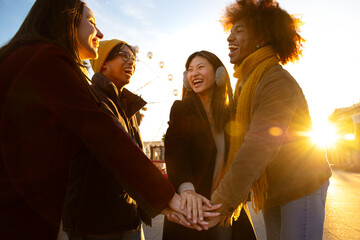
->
[211,65,332,217]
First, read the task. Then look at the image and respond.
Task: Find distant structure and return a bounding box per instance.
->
[328,102,360,171]
[144,141,164,160]
[144,141,167,177]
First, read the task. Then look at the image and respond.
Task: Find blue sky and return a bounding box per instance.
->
[1,0,360,141]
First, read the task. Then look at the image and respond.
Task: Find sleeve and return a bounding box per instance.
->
[31,46,174,217]
[164,100,195,190]
[211,74,300,217]
[177,182,195,193]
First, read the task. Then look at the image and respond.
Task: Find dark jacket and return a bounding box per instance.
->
[62,73,150,236]
[162,97,256,240]
[0,43,174,240]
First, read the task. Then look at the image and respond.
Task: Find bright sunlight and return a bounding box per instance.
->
[310,122,338,148]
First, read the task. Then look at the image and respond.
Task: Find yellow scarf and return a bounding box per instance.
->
[225,46,278,224]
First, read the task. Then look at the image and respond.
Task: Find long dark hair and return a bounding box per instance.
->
[0,0,99,103]
[0,0,84,64]
[183,51,235,130]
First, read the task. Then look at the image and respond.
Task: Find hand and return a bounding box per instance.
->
[165,192,222,230]
[180,190,212,223]
[196,204,222,230]
[162,207,209,231]
[166,209,222,231]
[167,193,186,215]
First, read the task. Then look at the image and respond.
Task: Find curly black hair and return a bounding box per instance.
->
[221,0,305,64]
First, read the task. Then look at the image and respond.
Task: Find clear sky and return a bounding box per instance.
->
[1,0,360,142]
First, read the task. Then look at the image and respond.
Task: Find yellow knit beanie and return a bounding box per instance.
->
[90,39,127,73]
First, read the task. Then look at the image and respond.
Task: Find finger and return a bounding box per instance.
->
[198,222,209,231]
[197,197,204,221]
[192,198,198,223]
[203,211,221,218]
[203,203,222,211]
[179,192,189,209]
[194,224,203,231]
[190,222,203,231]
[174,214,182,222]
[176,213,192,226]
[186,197,192,220]
[179,220,192,228]
[202,196,212,208]
[166,214,179,223]
[198,220,209,226]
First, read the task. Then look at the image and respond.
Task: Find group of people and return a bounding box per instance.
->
[0,0,332,240]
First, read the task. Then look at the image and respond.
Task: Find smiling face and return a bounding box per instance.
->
[101,45,136,90]
[77,5,103,60]
[227,19,259,65]
[187,56,216,97]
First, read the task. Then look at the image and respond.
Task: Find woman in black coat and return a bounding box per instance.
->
[162,51,257,240]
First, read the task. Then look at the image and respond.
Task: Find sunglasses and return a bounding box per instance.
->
[116,51,136,63]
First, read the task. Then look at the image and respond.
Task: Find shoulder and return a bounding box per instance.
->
[257,64,302,97]
[19,43,76,77]
[3,42,73,70]
[168,100,193,125]
[28,42,72,62]
[261,65,299,89]
[170,99,194,116]
[170,100,185,112]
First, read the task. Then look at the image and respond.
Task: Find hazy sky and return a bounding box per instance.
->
[1,0,360,141]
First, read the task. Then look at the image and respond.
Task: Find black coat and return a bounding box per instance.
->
[163,98,256,240]
[62,73,148,236]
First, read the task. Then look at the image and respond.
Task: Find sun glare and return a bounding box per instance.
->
[344,133,355,141]
[310,122,338,147]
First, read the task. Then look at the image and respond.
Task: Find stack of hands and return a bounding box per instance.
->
[162,190,222,231]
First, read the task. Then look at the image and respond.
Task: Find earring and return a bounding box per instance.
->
[215,66,226,87]
[256,44,260,49]
[183,70,192,91]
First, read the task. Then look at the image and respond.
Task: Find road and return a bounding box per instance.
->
[323,169,360,239]
[144,169,360,240]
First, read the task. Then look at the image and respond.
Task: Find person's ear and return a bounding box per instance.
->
[255,38,267,49]
[101,62,108,72]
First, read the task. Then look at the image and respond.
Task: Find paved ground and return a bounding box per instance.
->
[144,169,360,240]
[323,170,360,240]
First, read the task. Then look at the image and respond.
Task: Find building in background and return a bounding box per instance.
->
[144,141,167,177]
[328,102,360,171]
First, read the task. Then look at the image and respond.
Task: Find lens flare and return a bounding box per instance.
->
[310,122,338,147]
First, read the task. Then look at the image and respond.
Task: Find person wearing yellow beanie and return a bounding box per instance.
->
[62,39,149,240]
[90,39,127,73]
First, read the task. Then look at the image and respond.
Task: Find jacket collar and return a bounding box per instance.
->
[91,72,147,117]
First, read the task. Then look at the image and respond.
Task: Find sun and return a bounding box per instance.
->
[309,122,338,147]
